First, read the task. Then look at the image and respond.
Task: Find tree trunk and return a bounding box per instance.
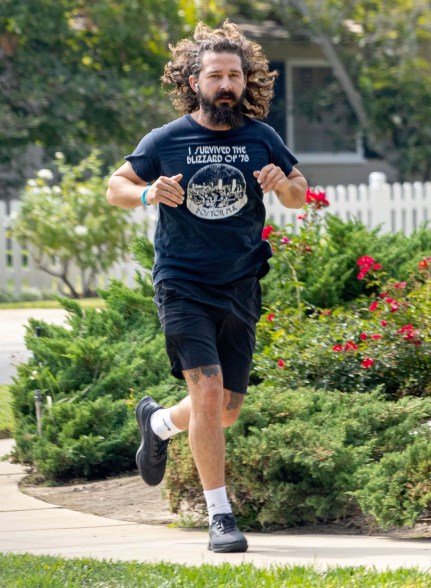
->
[35,257,80,298]
[283,0,391,160]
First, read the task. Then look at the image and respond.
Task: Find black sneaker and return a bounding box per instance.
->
[135,396,169,486]
[208,513,248,553]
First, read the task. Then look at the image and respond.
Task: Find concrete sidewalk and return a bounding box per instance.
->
[1,439,431,570]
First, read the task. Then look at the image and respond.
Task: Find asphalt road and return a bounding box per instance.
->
[0,308,67,384]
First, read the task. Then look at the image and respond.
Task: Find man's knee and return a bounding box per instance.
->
[222,408,241,428]
[222,389,244,427]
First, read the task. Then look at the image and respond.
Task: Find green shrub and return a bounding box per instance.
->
[262,202,431,310]
[10,276,172,475]
[354,431,431,529]
[30,396,137,480]
[164,386,431,530]
[255,272,431,398]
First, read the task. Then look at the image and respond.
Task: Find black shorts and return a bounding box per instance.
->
[154,278,261,394]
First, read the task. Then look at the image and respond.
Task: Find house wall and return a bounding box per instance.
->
[300,159,398,187]
[240,25,399,185]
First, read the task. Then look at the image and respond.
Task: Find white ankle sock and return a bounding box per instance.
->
[150,407,183,441]
[204,486,232,523]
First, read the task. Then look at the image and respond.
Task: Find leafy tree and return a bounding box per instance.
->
[227,0,431,180]
[0,0,221,200]
[9,151,134,297]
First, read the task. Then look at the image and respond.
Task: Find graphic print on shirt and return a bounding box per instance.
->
[187,163,247,220]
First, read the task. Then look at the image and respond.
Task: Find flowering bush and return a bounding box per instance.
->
[305,186,330,208]
[9,151,135,297]
[261,193,431,309]
[261,187,330,309]
[257,241,431,398]
[256,283,431,398]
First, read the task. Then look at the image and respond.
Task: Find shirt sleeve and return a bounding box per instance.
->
[267,126,299,175]
[124,131,161,181]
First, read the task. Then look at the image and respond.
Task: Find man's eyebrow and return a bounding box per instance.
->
[206,68,243,74]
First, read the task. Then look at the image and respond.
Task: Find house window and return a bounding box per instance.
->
[267,60,363,163]
[266,61,287,139]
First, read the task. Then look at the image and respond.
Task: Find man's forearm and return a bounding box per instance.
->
[275,175,308,209]
[106,175,146,209]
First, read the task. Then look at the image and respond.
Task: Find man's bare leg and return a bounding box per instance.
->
[182,365,225,490]
[146,372,244,491]
[170,385,244,431]
[136,367,248,551]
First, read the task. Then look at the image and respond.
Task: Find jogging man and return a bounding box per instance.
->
[107,20,307,553]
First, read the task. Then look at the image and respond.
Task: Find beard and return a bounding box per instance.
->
[199,90,245,130]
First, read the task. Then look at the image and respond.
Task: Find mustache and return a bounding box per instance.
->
[215,91,237,101]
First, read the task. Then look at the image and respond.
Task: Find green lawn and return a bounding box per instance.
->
[0,555,430,587]
[0,298,105,310]
[0,385,13,439]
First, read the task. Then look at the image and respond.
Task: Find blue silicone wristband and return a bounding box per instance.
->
[141,184,152,205]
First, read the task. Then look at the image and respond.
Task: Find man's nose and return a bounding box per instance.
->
[219,77,233,91]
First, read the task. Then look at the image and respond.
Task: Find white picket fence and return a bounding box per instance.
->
[265,172,431,234]
[1,172,431,295]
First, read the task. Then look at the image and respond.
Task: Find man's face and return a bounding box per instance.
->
[194,52,246,129]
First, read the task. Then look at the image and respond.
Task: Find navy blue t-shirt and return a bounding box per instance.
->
[126,114,298,286]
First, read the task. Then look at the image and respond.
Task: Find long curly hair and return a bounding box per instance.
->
[161,21,277,119]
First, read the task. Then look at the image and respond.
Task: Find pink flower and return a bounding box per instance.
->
[344,341,358,351]
[357,255,376,268]
[277,359,285,368]
[360,333,367,341]
[371,334,382,339]
[332,344,343,352]
[380,320,388,327]
[297,214,307,221]
[356,256,382,279]
[390,302,399,313]
[397,325,421,345]
[393,282,407,289]
[280,236,290,244]
[397,324,413,333]
[305,187,330,209]
[267,313,275,322]
[262,225,274,239]
[362,357,375,369]
[369,301,379,312]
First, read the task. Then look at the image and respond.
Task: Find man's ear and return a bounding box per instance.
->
[189,76,199,93]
